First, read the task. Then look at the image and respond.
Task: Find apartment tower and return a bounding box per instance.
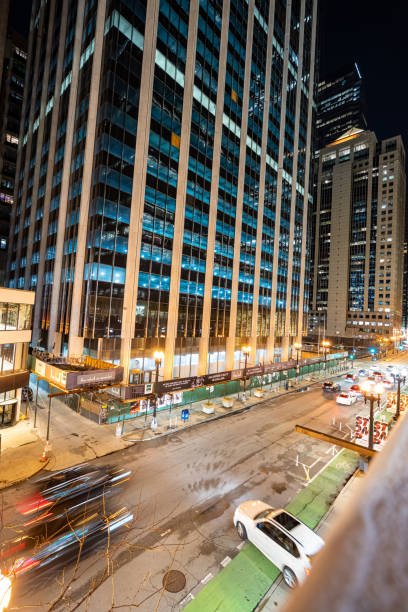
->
[9,0,318,382]
[310,129,406,341]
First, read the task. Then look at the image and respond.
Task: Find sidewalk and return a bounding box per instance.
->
[122,367,347,442]
[0,395,133,489]
[184,449,360,612]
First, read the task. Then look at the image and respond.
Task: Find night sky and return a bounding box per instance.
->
[319,0,408,146]
[9,0,408,148]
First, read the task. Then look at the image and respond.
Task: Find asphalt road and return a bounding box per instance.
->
[0,359,403,611]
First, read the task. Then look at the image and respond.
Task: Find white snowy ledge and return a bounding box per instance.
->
[284,416,408,612]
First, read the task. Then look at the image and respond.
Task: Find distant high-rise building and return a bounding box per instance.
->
[0,0,27,284]
[9,0,318,382]
[316,63,367,151]
[310,128,406,341]
[402,240,408,333]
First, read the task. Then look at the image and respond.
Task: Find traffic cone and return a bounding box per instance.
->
[40,447,47,462]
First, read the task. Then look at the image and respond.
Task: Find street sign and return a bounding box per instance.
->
[144,383,153,394]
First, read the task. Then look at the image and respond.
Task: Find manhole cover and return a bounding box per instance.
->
[162,570,186,593]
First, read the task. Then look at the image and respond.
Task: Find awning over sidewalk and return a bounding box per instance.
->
[31,354,123,391]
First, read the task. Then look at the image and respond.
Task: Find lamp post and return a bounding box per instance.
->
[152,350,164,427]
[393,373,406,421]
[361,380,384,450]
[293,342,302,380]
[321,340,331,370]
[242,345,251,398]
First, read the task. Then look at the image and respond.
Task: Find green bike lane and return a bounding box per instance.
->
[185,449,359,612]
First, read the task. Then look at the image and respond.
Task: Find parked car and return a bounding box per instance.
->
[21,386,33,402]
[336,392,357,406]
[233,501,324,588]
[322,381,341,393]
[349,384,363,398]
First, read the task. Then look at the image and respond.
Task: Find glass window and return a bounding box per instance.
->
[18,304,32,330]
[6,304,18,330]
[0,303,7,330]
[0,344,16,372]
[273,511,300,531]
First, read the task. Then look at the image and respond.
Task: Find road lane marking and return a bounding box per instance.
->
[305,449,343,486]
[179,593,195,607]
[201,573,213,584]
[221,556,231,567]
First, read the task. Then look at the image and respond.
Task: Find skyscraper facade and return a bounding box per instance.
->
[9,0,317,382]
[316,63,367,151]
[0,1,27,284]
[310,129,406,341]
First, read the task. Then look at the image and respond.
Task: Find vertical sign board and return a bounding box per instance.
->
[386,392,408,413]
[355,415,388,451]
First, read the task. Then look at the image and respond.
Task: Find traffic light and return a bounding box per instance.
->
[369,347,377,354]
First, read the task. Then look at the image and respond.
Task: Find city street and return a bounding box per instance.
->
[1,360,392,612]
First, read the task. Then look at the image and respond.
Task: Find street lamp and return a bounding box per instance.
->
[361,380,384,450]
[393,373,406,421]
[152,350,164,427]
[321,340,331,370]
[293,342,302,379]
[242,345,251,397]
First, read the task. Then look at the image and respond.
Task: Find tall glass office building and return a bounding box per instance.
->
[9,0,317,381]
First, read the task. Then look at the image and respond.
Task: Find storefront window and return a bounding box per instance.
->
[7,303,18,330]
[0,344,16,372]
[0,303,32,330]
[0,402,16,426]
[18,304,32,330]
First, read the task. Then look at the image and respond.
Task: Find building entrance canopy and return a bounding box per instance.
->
[31,354,123,391]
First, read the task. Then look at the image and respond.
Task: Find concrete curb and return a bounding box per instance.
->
[0,457,51,491]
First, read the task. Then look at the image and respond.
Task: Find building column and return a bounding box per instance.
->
[120,0,160,383]
[23,0,56,291]
[249,0,275,365]
[297,0,318,340]
[363,152,374,310]
[163,0,199,381]
[225,0,255,371]
[67,0,108,356]
[31,0,70,345]
[284,1,305,351]
[268,1,293,363]
[198,0,230,375]
[46,0,86,352]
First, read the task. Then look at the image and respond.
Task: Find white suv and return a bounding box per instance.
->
[233,500,324,588]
